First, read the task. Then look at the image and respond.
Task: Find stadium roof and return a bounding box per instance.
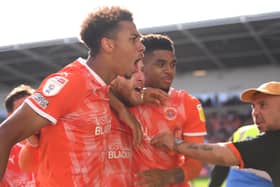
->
[1,11,280,89]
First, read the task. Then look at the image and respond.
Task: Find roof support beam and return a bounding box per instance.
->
[176,24,226,70]
[241,16,278,65]
[17,49,61,69]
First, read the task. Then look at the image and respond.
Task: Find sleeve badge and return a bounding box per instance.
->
[42,76,69,96]
[197,104,206,122]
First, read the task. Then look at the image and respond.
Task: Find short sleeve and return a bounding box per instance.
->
[26,72,85,124]
[182,92,207,137]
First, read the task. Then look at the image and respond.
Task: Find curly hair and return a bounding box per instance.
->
[80,6,133,56]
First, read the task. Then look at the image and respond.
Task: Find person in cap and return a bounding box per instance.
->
[151,81,280,187]
[208,124,273,187]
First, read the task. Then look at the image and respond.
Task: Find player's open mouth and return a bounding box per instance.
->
[134,86,143,93]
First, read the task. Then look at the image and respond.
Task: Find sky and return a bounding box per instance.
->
[0,0,280,46]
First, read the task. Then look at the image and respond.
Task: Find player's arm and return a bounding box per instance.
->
[146,136,206,185]
[208,135,233,187]
[0,103,50,180]
[136,136,205,186]
[136,167,185,186]
[151,133,239,166]
[180,136,204,182]
[177,93,207,181]
[109,89,142,146]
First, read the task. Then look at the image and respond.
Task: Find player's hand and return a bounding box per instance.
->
[142,87,168,105]
[136,168,184,187]
[151,133,176,152]
[110,76,143,106]
[110,77,168,106]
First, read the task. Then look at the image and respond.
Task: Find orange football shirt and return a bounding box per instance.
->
[25,58,132,187]
[131,88,207,187]
[102,113,134,187]
[0,143,36,187]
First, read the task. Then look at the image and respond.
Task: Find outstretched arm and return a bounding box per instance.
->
[151,133,239,167]
[208,136,233,187]
[180,136,204,181]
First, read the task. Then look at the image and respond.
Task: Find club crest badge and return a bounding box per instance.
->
[42,76,68,96]
[164,107,177,120]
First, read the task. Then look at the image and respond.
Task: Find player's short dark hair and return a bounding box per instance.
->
[4,84,34,113]
[141,34,175,55]
[80,6,133,56]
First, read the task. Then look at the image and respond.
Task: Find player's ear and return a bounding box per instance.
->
[101,37,114,53]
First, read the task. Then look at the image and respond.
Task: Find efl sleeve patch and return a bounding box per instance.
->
[197,104,206,122]
[42,76,69,96]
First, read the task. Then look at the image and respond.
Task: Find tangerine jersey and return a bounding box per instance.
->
[131,88,207,187]
[103,113,133,187]
[0,143,35,187]
[25,58,133,187]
